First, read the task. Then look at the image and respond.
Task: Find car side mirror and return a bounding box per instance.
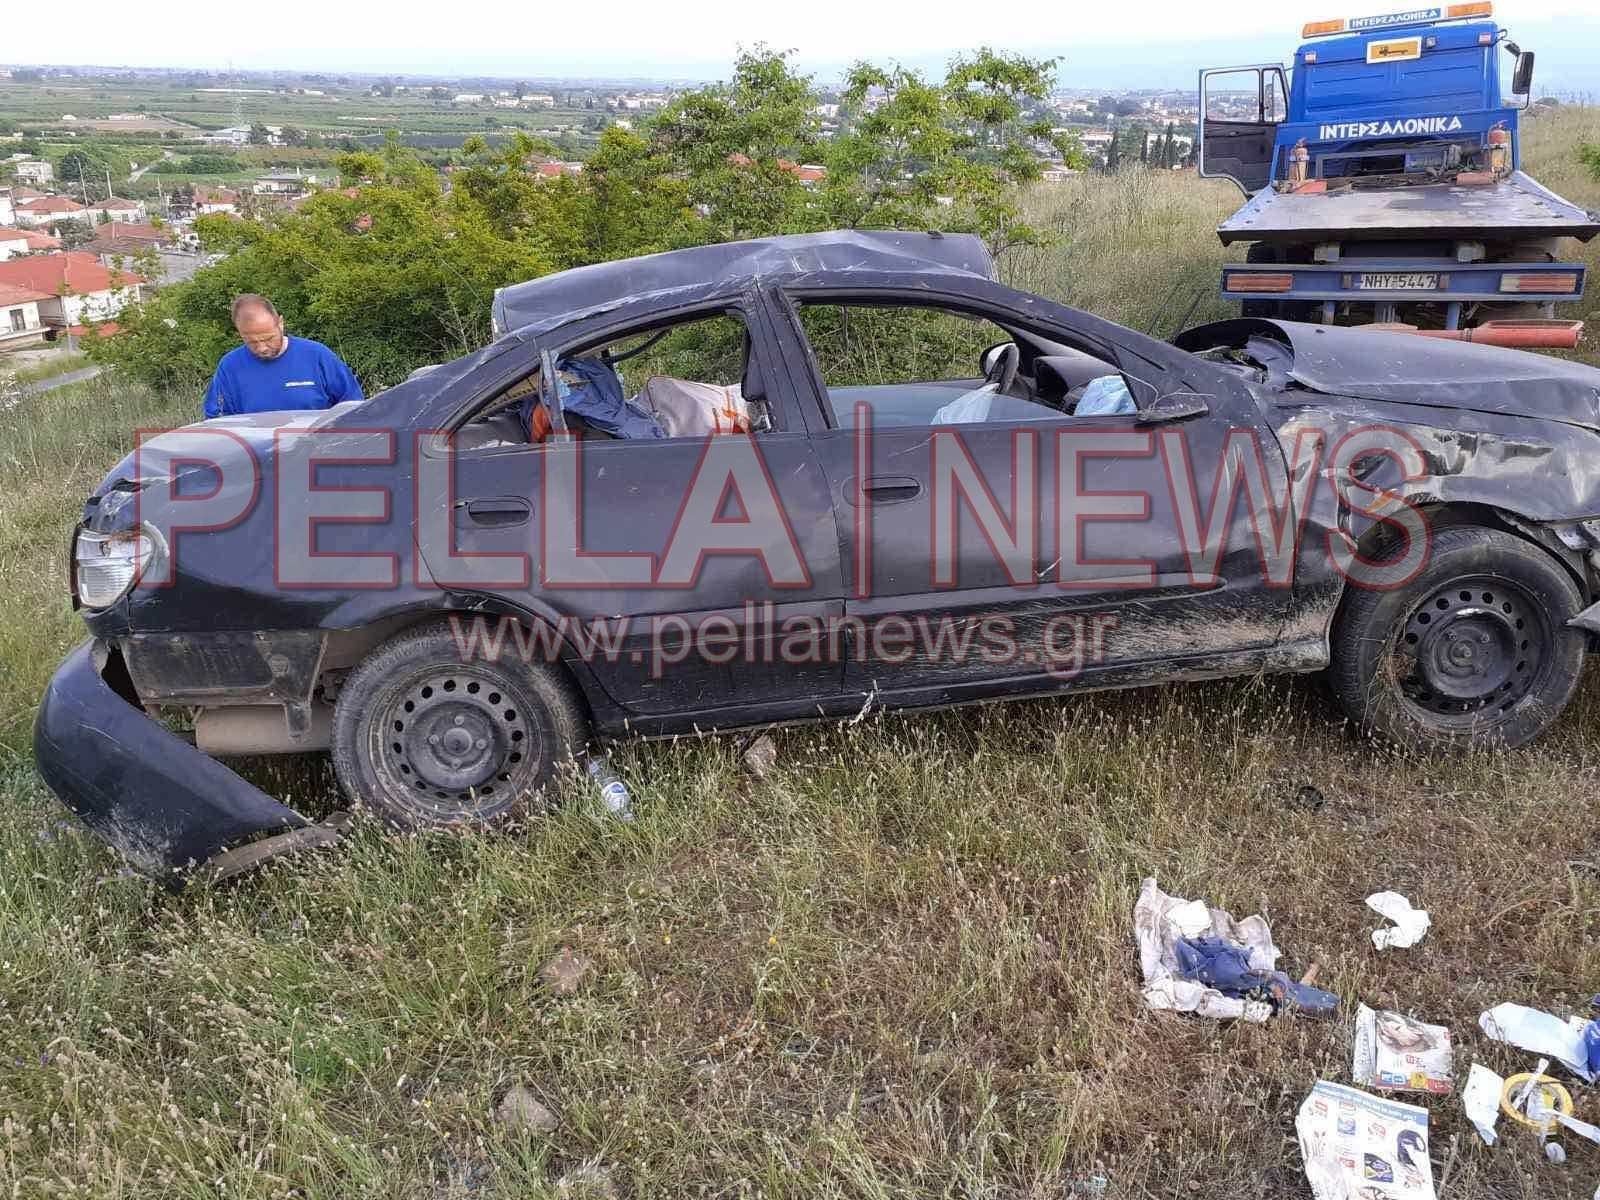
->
[1135,392,1211,424]
[979,342,1016,378]
[1512,50,1535,95]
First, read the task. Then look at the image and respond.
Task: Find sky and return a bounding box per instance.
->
[7,0,1600,91]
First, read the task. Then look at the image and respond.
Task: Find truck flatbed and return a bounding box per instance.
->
[1217,170,1600,246]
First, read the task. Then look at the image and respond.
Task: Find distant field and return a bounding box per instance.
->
[0,79,603,138]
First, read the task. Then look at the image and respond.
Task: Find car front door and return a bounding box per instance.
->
[769,286,1300,706]
[418,298,844,728]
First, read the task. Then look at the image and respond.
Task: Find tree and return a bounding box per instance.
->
[248,122,272,145]
[1104,127,1122,172]
[1139,129,1150,165]
[282,126,308,147]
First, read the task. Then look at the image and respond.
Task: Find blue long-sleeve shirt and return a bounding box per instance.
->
[203,336,363,418]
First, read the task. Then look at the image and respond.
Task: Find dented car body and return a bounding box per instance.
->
[34,230,1600,881]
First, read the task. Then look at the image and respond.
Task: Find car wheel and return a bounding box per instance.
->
[1328,525,1586,750]
[331,620,588,828]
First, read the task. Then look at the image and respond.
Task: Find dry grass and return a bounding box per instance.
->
[1,110,1599,1199]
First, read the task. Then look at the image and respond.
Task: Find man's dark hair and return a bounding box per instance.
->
[230,293,278,323]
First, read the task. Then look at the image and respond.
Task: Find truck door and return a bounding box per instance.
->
[1198,64,1288,194]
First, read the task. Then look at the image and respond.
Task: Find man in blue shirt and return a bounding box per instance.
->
[202,294,364,418]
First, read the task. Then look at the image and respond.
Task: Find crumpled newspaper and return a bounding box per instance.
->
[1297,1080,1435,1200]
[1367,891,1431,950]
[1133,877,1278,1022]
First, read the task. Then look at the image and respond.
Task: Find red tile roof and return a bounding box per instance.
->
[67,321,123,337]
[17,195,87,214]
[0,228,62,250]
[89,222,169,244]
[0,282,54,305]
[0,251,142,296]
[101,197,142,210]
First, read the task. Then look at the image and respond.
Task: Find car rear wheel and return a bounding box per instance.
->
[331,620,588,828]
[1328,525,1586,750]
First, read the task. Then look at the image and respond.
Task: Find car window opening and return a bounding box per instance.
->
[794,301,1139,429]
[455,311,775,449]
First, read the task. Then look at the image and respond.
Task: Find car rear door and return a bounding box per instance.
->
[767,283,1300,705]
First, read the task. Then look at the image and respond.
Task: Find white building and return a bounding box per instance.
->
[15,160,53,184]
[453,94,485,105]
[0,188,12,227]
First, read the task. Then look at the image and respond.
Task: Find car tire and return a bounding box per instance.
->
[1328,525,1586,750]
[331,619,589,829]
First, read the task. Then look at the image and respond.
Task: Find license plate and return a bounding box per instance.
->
[1357,272,1439,291]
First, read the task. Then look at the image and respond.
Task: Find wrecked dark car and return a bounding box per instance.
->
[35,229,1600,881]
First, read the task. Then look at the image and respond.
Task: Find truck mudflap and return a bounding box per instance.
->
[32,639,341,884]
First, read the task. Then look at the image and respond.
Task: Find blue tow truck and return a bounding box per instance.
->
[1197,3,1600,347]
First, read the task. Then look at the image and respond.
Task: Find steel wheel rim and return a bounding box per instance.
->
[1388,575,1548,724]
[366,665,544,821]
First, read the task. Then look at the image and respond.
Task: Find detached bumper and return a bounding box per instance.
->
[33,640,318,882]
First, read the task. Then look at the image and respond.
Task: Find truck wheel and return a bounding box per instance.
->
[1328,526,1586,750]
[331,620,588,829]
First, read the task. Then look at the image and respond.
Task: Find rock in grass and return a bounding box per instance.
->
[556,1161,617,1198]
[495,1084,559,1134]
[539,946,593,996]
[741,734,778,779]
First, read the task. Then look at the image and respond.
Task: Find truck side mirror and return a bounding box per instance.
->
[1512,50,1535,96]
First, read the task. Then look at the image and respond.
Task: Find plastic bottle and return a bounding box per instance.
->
[585,754,633,822]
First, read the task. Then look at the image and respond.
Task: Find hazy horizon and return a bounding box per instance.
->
[5,2,1600,93]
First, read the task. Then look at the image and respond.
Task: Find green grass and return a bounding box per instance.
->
[0,107,1599,1199]
[0,351,89,387]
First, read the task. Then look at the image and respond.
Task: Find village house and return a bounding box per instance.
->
[252,171,317,196]
[0,251,143,329]
[0,227,62,261]
[13,195,87,228]
[14,159,53,185]
[191,185,241,216]
[0,186,13,227]
[98,196,147,223]
[0,281,54,351]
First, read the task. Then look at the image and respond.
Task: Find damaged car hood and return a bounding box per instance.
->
[1176,318,1600,430]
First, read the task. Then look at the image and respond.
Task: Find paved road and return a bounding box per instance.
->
[128,150,177,184]
[22,366,103,394]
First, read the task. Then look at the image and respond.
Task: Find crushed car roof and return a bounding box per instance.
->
[490,230,995,337]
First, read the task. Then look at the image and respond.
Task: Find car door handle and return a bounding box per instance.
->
[845,476,923,506]
[461,497,531,526]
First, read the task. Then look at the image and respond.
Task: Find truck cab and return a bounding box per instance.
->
[1197,4,1596,340]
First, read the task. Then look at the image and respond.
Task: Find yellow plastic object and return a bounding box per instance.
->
[1499,1072,1573,1132]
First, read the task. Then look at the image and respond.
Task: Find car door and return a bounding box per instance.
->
[418,296,844,725]
[768,284,1299,705]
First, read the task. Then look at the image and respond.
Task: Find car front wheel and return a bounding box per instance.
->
[1328,525,1587,750]
[331,620,588,828]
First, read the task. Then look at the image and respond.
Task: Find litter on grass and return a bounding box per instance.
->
[1366,891,1432,950]
[1297,1080,1436,1200]
[1462,1062,1504,1146]
[1353,1004,1453,1094]
[1133,878,1334,1022]
[1479,1003,1596,1081]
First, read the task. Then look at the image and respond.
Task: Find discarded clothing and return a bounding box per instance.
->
[1175,936,1338,1016]
[1367,890,1431,950]
[1134,877,1327,1023]
[1478,1003,1596,1082]
[1352,1004,1453,1094]
[1297,1081,1435,1200]
[520,357,666,441]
